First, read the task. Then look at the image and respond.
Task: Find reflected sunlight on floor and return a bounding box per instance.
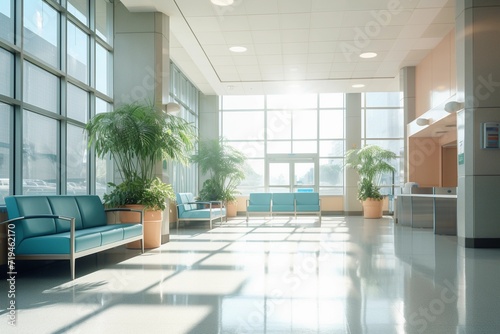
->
[2,216,500,333]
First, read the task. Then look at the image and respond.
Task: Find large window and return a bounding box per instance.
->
[221,92,403,197]
[221,93,345,195]
[0,0,114,204]
[362,92,404,195]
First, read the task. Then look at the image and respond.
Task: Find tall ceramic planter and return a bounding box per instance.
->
[120,204,162,249]
[226,201,237,217]
[362,198,383,219]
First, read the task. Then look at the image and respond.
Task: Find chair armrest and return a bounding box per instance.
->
[191,201,224,208]
[2,215,77,254]
[1,214,74,225]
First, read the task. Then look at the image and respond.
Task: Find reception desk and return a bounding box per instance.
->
[396,189,457,235]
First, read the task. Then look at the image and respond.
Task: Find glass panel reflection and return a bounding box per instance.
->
[67,21,89,84]
[67,83,88,122]
[96,43,111,96]
[0,49,13,97]
[67,0,88,25]
[269,163,290,186]
[96,0,113,43]
[24,0,59,67]
[0,103,11,204]
[23,111,57,195]
[23,61,58,112]
[67,124,88,194]
[0,0,13,43]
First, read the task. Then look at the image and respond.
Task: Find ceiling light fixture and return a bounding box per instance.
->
[229,46,247,53]
[416,118,429,126]
[211,0,234,6]
[359,52,378,59]
[164,102,181,114]
[444,101,464,113]
[352,84,365,88]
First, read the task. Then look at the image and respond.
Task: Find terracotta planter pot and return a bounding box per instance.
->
[362,198,383,219]
[226,201,237,217]
[120,204,162,249]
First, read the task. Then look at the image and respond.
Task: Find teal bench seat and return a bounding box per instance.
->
[2,195,144,280]
[246,193,273,221]
[246,192,321,222]
[176,193,226,229]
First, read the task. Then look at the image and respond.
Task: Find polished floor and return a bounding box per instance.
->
[1,216,500,334]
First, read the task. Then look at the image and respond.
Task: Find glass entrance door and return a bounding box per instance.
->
[268,156,317,192]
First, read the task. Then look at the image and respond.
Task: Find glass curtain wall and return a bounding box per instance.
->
[169,62,199,195]
[220,92,403,196]
[0,0,113,204]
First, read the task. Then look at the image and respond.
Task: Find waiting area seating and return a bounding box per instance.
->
[175,193,226,230]
[246,192,321,222]
[2,195,144,280]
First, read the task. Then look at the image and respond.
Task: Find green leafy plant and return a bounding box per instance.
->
[103,177,174,211]
[85,102,196,209]
[344,145,396,201]
[191,139,246,203]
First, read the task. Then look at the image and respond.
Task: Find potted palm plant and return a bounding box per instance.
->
[344,145,396,218]
[190,139,246,216]
[85,102,196,247]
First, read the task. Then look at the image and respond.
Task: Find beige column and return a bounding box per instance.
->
[344,93,362,214]
[400,66,416,184]
[114,2,172,243]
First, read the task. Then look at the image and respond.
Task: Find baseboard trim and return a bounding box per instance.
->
[460,237,500,248]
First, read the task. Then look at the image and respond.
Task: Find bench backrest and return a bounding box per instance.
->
[294,192,320,211]
[176,193,197,216]
[294,192,319,205]
[5,195,107,247]
[272,193,295,211]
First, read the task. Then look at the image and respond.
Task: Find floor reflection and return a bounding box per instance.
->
[1,216,500,333]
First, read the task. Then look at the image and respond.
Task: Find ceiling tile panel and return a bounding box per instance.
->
[248,14,281,30]
[253,44,282,55]
[277,0,313,13]
[279,13,311,29]
[243,0,279,15]
[187,17,222,33]
[252,30,281,44]
[129,0,456,94]
[308,41,337,54]
[281,29,310,43]
[223,31,254,45]
[310,12,345,28]
[282,43,309,55]
[309,28,341,42]
[218,15,251,31]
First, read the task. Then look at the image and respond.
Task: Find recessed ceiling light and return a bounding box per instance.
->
[360,52,378,59]
[211,0,234,6]
[229,46,247,53]
[352,84,365,88]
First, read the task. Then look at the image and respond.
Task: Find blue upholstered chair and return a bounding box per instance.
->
[246,193,272,221]
[175,193,226,230]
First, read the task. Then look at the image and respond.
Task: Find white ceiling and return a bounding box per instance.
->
[120,0,455,96]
